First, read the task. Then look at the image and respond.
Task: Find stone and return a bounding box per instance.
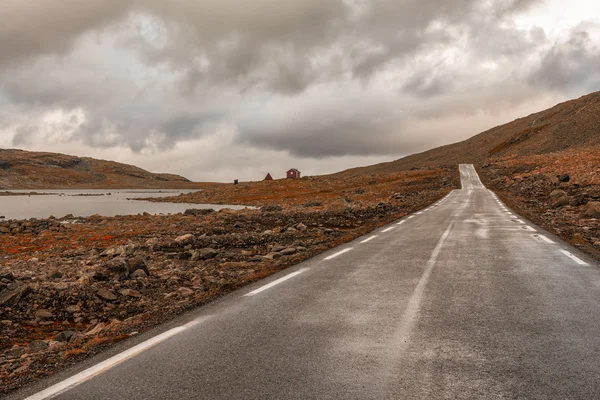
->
[66,305,81,313]
[130,269,148,279]
[127,258,149,276]
[101,245,125,257]
[175,234,194,245]
[263,253,282,260]
[54,330,77,342]
[198,248,218,260]
[296,223,307,232]
[96,288,118,301]
[271,245,286,253]
[280,247,297,256]
[28,340,49,352]
[184,208,215,216]
[549,190,568,208]
[262,230,274,235]
[119,288,142,298]
[559,173,570,182]
[34,309,54,320]
[177,287,195,297]
[580,202,600,219]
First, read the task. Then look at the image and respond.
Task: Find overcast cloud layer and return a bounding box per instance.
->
[1,0,599,181]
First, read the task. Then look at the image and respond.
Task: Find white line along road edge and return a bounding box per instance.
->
[361,235,378,244]
[560,250,589,266]
[324,248,353,260]
[245,268,309,296]
[25,317,209,400]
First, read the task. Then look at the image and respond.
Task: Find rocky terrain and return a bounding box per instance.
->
[478,146,600,260]
[0,149,203,189]
[0,167,458,394]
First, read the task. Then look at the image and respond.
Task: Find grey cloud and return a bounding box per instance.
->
[0,0,134,69]
[531,28,600,91]
[0,0,577,164]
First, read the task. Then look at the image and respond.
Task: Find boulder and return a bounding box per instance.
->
[34,309,54,320]
[559,173,570,182]
[54,331,77,342]
[580,202,600,219]
[549,190,568,208]
[130,269,148,279]
[97,288,117,301]
[184,208,215,216]
[0,283,30,306]
[119,288,142,298]
[127,257,150,276]
[175,234,194,245]
[28,340,49,352]
[281,247,297,256]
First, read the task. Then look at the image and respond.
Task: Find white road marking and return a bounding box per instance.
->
[522,225,537,232]
[392,208,462,354]
[397,220,406,225]
[245,268,309,296]
[515,219,524,223]
[324,248,353,260]
[408,216,415,219]
[361,235,378,243]
[416,212,423,215]
[25,318,208,400]
[560,250,589,266]
[382,227,395,233]
[534,234,555,244]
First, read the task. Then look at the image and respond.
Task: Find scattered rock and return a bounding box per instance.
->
[184,208,215,216]
[28,340,49,352]
[175,234,194,245]
[130,269,148,279]
[65,305,81,313]
[54,331,77,342]
[280,247,297,256]
[0,283,30,306]
[580,202,600,219]
[96,288,118,301]
[177,287,195,297]
[559,173,570,182]
[34,310,54,320]
[549,190,568,208]
[119,289,142,298]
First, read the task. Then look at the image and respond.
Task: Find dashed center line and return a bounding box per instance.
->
[361,235,378,243]
[382,227,395,233]
[324,248,353,260]
[560,250,589,266]
[522,225,537,232]
[245,269,309,296]
[397,220,406,225]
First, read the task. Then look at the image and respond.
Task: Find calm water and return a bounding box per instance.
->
[0,190,247,220]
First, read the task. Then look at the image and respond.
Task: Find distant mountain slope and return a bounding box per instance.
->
[339,91,600,175]
[0,149,196,189]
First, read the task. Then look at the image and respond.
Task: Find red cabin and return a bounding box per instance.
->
[286,168,301,179]
[264,173,273,181]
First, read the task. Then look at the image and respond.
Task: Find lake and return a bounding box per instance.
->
[0,190,247,220]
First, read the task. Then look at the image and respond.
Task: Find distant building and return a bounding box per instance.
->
[264,173,273,181]
[286,168,301,179]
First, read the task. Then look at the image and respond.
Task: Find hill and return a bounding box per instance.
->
[0,149,200,189]
[339,91,600,175]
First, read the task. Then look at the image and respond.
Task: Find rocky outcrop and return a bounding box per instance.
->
[0,218,66,235]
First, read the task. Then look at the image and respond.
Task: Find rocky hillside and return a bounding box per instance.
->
[0,149,198,189]
[341,91,600,175]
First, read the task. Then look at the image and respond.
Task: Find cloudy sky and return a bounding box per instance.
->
[1,0,599,181]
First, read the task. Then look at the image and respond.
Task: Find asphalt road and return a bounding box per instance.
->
[15,164,600,399]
